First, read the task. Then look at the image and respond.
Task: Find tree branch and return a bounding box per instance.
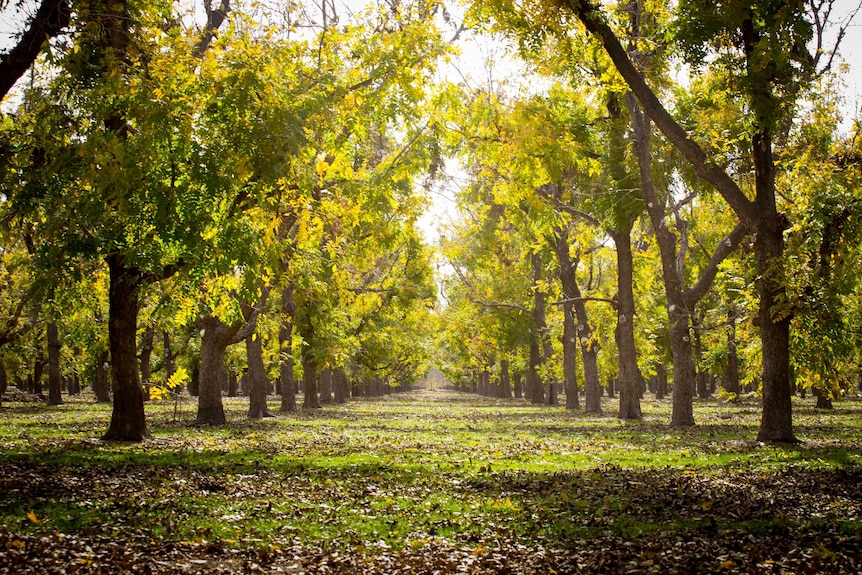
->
[568,0,756,225]
[682,221,748,307]
[0,0,70,99]
[193,0,231,58]
[230,286,270,344]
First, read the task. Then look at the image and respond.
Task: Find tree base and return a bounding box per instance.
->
[195,405,226,426]
[248,407,276,419]
[102,426,150,442]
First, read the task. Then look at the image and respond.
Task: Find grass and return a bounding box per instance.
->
[1,389,861,572]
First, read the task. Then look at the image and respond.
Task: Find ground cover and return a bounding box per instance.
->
[0,389,860,573]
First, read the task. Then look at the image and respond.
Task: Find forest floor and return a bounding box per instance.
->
[0,389,860,574]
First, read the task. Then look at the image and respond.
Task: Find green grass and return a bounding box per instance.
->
[1,389,860,556]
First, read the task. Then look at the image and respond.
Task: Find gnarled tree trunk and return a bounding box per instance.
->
[196,291,265,425]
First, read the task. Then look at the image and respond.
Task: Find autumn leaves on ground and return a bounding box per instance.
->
[0,391,860,574]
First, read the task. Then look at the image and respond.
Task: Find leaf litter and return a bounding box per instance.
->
[1,392,861,573]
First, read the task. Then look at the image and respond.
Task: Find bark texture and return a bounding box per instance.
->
[103,254,148,441]
[0,0,71,99]
[611,228,643,420]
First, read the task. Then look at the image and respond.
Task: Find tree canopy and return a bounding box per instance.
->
[0,0,860,444]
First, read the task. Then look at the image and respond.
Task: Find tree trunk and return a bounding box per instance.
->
[0,0,71,100]
[163,330,176,383]
[196,316,232,425]
[70,373,81,395]
[529,252,548,405]
[94,350,111,402]
[527,333,544,404]
[546,375,558,406]
[319,367,333,403]
[553,228,581,410]
[195,294,264,425]
[563,301,579,410]
[246,331,273,418]
[692,313,712,400]
[754,209,796,442]
[724,308,741,396]
[612,229,643,420]
[573,297,602,414]
[139,324,154,401]
[656,363,668,400]
[500,359,512,399]
[333,367,348,403]
[302,352,320,408]
[513,370,523,399]
[626,94,723,427]
[189,363,200,397]
[814,387,833,410]
[279,285,298,413]
[47,321,62,405]
[668,308,696,425]
[103,253,148,441]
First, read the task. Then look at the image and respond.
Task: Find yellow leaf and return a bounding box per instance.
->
[11,539,25,549]
[718,560,735,570]
[27,511,40,524]
[560,491,570,503]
